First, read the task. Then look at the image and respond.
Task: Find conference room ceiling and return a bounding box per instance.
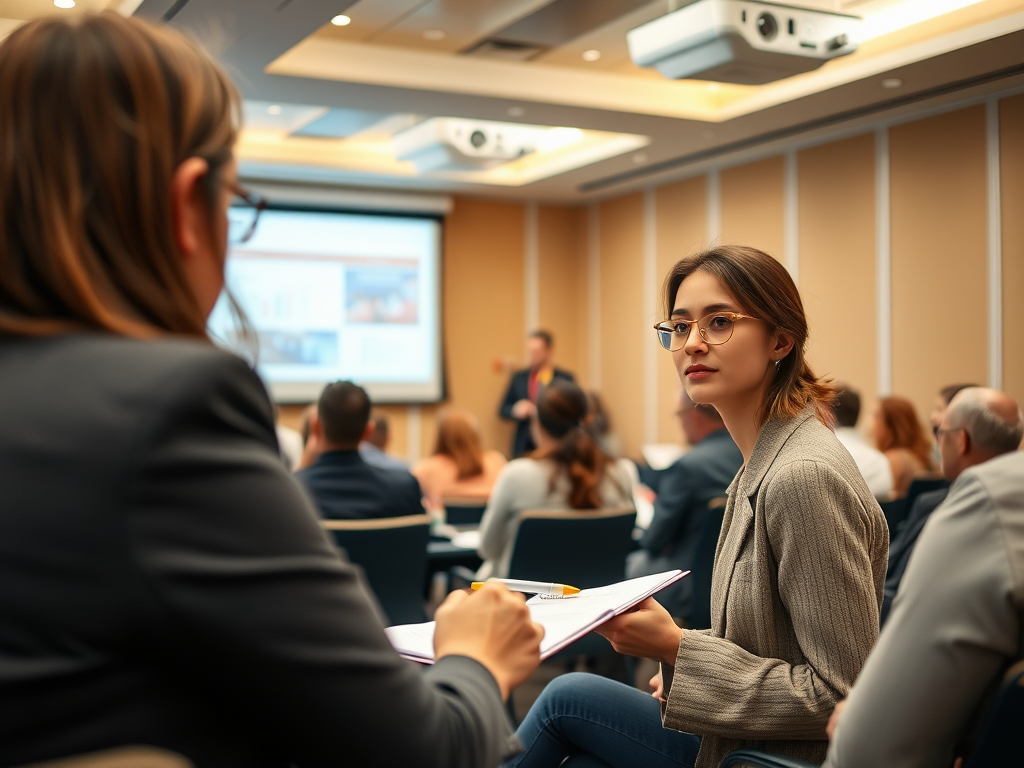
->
[2,0,1023,201]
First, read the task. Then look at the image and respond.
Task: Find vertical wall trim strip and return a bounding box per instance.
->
[588,203,602,388]
[643,189,658,445]
[407,405,421,464]
[524,202,539,334]
[784,150,800,283]
[707,169,722,242]
[876,127,892,396]
[986,99,1003,390]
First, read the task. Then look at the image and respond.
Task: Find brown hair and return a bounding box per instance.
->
[0,13,240,338]
[433,408,485,480]
[533,379,614,509]
[663,245,834,429]
[875,396,933,469]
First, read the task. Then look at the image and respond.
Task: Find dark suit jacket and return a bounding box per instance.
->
[880,487,949,626]
[0,333,514,768]
[498,367,574,457]
[636,429,743,617]
[296,450,424,520]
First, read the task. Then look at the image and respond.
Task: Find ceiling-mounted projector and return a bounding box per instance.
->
[627,0,862,85]
[392,118,540,173]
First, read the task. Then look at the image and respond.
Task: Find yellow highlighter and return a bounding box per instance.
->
[471,578,580,596]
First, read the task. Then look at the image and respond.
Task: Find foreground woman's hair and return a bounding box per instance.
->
[664,244,834,428]
[0,13,239,338]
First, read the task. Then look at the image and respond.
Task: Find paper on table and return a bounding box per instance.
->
[385,570,688,664]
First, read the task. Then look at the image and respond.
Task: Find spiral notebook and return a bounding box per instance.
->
[384,570,689,663]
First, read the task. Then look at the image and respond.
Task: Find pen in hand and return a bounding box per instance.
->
[471,578,580,596]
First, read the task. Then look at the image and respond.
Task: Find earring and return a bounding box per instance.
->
[774,359,781,372]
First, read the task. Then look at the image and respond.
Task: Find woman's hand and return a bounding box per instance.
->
[433,583,544,701]
[650,668,665,702]
[595,597,683,664]
[826,700,846,740]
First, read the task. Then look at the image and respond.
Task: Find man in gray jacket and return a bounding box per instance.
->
[823,393,1024,768]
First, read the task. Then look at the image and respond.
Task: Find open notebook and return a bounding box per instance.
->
[384,570,689,663]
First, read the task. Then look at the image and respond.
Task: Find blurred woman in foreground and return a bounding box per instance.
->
[0,14,541,767]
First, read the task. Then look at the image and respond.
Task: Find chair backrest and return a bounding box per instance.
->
[442,496,488,526]
[964,659,1024,768]
[506,508,637,589]
[17,747,193,768]
[322,514,431,625]
[878,497,909,535]
[685,496,728,630]
[905,477,949,509]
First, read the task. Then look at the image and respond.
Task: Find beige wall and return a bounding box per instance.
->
[281,95,1022,465]
[1001,93,1024,409]
[798,133,878,410]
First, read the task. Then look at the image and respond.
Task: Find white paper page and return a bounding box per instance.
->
[526,571,684,615]
[384,621,436,660]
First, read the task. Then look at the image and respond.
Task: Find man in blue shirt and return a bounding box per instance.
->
[626,389,743,622]
[297,382,424,520]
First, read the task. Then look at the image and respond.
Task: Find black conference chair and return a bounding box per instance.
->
[443,497,488,526]
[716,659,1024,768]
[878,497,909,535]
[322,514,431,625]
[904,477,949,509]
[682,496,728,630]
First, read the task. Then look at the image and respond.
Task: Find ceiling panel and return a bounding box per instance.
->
[315,0,427,43]
[372,0,553,52]
[0,0,118,19]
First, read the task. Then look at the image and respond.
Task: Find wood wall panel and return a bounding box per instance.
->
[599,193,646,459]
[538,205,586,385]
[720,156,786,260]
[654,177,708,444]
[798,133,878,414]
[443,198,525,457]
[890,106,989,424]
[1000,93,1024,408]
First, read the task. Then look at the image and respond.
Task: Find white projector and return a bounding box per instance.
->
[392,118,540,173]
[627,0,862,85]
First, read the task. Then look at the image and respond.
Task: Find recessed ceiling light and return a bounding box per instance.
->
[881,77,903,89]
[54,0,75,8]
[507,106,525,117]
[423,29,445,40]
[331,15,351,26]
[267,105,282,115]
[582,49,601,62]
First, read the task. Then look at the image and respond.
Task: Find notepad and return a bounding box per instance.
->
[384,570,689,664]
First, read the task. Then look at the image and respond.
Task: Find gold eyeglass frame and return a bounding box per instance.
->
[653,312,759,351]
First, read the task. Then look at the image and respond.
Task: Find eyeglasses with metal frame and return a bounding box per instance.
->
[227,181,267,245]
[653,312,759,351]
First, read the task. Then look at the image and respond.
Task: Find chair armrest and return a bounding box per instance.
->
[719,750,821,768]
[448,565,478,591]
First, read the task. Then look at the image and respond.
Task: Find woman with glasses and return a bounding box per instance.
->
[507,245,888,768]
[0,15,544,767]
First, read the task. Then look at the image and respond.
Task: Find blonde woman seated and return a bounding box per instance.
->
[476,379,635,580]
[413,408,507,507]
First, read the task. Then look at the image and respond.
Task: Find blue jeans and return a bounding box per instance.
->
[506,672,701,768]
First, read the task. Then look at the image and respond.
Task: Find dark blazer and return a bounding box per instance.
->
[0,333,514,768]
[296,450,424,520]
[879,487,948,626]
[498,367,574,457]
[635,429,743,617]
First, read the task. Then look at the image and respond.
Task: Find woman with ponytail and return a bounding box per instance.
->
[506,245,888,768]
[476,379,635,579]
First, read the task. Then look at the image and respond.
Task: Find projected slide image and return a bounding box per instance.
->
[258,330,340,366]
[345,267,419,325]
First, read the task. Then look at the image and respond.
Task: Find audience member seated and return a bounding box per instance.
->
[0,15,542,767]
[625,388,742,619]
[585,390,622,458]
[297,382,425,520]
[413,407,507,508]
[870,395,934,496]
[274,404,304,471]
[880,387,1022,624]
[832,384,894,500]
[359,410,410,471]
[823,446,1024,768]
[477,379,634,579]
[928,381,978,466]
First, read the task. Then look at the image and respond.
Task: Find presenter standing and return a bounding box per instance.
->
[499,330,575,457]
